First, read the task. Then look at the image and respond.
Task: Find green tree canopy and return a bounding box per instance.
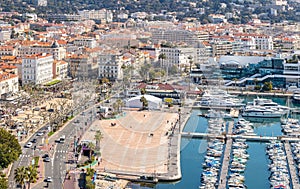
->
[0,128,22,169]
[0,173,8,189]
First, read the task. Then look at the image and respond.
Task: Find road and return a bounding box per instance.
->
[9,82,121,189]
[8,124,49,188]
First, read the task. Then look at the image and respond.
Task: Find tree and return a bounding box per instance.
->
[26,165,38,189]
[87,142,96,160]
[140,96,148,110]
[262,81,273,91]
[0,128,22,169]
[0,173,8,189]
[158,53,167,81]
[139,63,152,81]
[94,130,103,154]
[14,166,27,189]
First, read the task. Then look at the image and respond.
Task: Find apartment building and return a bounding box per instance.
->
[53,60,68,79]
[73,38,97,48]
[67,54,98,79]
[0,70,18,99]
[0,30,11,42]
[151,29,200,45]
[22,53,53,85]
[0,45,18,56]
[78,9,113,23]
[254,35,274,50]
[98,51,123,81]
[18,41,66,60]
[160,45,196,68]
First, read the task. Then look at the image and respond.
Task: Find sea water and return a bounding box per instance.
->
[132,96,299,188]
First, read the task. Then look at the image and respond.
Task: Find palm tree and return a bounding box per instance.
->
[188,55,193,91]
[158,53,167,82]
[94,130,103,154]
[116,99,124,113]
[14,166,27,189]
[87,142,96,160]
[26,165,38,189]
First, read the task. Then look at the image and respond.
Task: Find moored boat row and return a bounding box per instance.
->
[266,141,290,189]
[227,139,248,189]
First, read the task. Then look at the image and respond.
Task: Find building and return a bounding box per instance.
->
[98,51,123,81]
[0,70,18,99]
[22,53,54,85]
[78,9,113,23]
[254,35,274,50]
[73,38,97,48]
[151,29,200,45]
[18,41,66,60]
[53,60,68,79]
[67,54,98,80]
[0,45,18,56]
[0,31,11,42]
[160,45,196,68]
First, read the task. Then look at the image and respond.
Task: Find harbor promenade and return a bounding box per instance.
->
[227,90,293,97]
[284,142,300,189]
[217,122,234,189]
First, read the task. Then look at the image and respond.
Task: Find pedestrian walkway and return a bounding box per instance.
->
[217,122,234,189]
[284,142,300,189]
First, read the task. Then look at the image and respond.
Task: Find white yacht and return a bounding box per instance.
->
[242,98,288,118]
[242,106,284,118]
[247,97,289,113]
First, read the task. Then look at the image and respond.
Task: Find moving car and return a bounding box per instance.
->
[44,177,53,182]
[25,142,33,148]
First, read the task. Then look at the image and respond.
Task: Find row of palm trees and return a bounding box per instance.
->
[14,165,38,189]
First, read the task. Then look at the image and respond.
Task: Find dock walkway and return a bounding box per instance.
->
[181,132,300,142]
[217,122,234,189]
[284,142,300,189]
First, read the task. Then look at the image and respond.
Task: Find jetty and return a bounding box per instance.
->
[181,132,300,142]
[217,122,234,189]
[284,142,300,189]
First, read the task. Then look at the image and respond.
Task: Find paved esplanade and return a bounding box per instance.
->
[82,111,179,177]
[284,142,300,189]
[217,122,234,189]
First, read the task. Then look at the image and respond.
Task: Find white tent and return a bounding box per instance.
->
[125,95,162,110]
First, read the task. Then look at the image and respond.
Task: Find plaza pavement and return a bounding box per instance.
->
[81,110,179,175]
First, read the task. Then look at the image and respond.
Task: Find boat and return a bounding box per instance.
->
[292,91,300,104]
[242,98,289,118]
[242,107,284,118]
[203,109,232,119]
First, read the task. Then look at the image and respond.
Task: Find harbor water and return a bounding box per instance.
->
[131,96,300,189]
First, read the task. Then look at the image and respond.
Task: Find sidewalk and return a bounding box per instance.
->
[63,172,79,189]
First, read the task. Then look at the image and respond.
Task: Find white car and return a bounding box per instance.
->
[44,177,53,182]
[36,132,44,136]
[25,142,33,148]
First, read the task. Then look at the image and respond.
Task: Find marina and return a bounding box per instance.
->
[134,90,300,189]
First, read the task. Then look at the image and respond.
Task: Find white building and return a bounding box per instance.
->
[254,35,274,50]
[160,46,196,68]
[22,54,53,85]
[125,95,162,110]
[78,9,113,23]
[0,71,18,99]
[0,31,11,42]
[73,38,97,48]
[98,52,123,81]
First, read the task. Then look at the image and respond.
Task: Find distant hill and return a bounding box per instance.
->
[1,0,300,23]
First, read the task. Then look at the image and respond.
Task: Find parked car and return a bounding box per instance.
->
[44,157,51,162]
[42,154,49,158]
